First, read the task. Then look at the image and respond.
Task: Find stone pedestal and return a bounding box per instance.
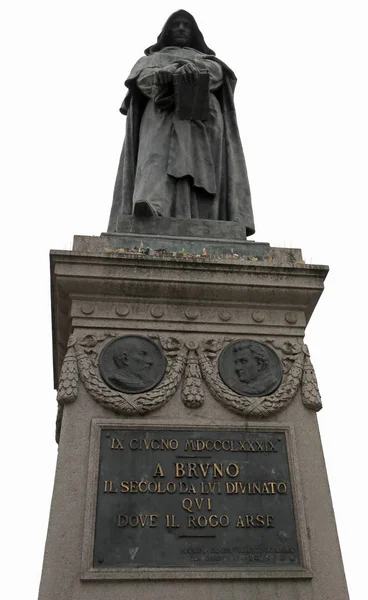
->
[39,233,349,599]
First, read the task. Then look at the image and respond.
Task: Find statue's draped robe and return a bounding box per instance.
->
[108,47,255,235]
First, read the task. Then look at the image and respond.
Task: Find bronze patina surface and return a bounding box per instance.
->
[218,340,283,397]
[108,10,254,235]
[99,335,166,394]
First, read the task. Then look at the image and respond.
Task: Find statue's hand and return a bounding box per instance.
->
[155,70,173,86]
[176,63,199,85]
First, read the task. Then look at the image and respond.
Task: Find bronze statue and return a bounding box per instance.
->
[108,10,255,236]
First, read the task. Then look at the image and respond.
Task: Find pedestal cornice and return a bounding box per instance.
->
[50,239,328,390]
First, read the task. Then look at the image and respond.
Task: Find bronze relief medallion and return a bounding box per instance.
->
[99,335,166,394]
[218,339,283,397]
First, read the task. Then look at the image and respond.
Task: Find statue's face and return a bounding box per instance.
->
[169,16,192,47]
[234,349,261,383]
[115,348,153,377]
[128,349,154,377]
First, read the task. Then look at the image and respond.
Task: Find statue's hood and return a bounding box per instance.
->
[144,10,215,56]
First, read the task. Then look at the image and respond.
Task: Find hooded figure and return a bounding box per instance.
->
[108,10,255,236]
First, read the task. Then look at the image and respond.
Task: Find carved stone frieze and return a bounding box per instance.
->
[184,307,199,320]
[55,333,322,437]
[301,344,323,410]
[57,333,186,415]
[181,341,204,408]
[251,310,265,323]
[56,335,79,404]
[198,338,321,417]
[115,304,130,317]
[80,303,95,315]
[218,310,232,321]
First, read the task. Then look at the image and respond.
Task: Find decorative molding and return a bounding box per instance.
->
[285,311,298,324]
[184,307,199,320]
[56,335,79,404]
[198,339,322,417]
[182,341,204,408]
[115,304,130,317]
[56,334,186,418]
[300,345,323,410]
[252,310,265,323]
[55,334,322,431]
[80,303,95,315]
[150,306,164,318]
[218,310,232,321]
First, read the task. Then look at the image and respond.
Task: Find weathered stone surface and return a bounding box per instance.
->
[50,236,323,388]
[107,215,252,239]
[39,237,349,599]
[75,228,271,259]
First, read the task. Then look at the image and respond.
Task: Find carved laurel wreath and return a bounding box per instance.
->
[56,333,322,440]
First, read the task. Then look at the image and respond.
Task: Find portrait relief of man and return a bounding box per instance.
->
[99,336,166,394]
[108,10,255,234]
[219,340,283,397]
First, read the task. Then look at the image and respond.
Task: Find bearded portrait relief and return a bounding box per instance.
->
[99,335,166,394]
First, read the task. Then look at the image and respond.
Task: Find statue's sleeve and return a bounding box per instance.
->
[135,55,182,99]
[134,53,223,98]
[192,55,223,90]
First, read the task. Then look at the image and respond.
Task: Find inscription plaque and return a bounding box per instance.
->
[93,428,300,569]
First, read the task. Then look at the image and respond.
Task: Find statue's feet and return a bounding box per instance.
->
[133,201,158,217]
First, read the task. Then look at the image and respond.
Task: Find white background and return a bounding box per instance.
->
[1,2,366,598]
